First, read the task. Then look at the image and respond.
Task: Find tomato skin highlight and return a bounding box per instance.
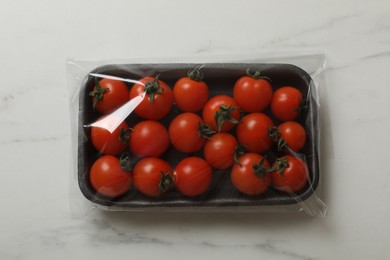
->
[271,86,303,122]
[231,153,271,196]
[202,95,241,132]
[278,121,306,151]
[130,120,169,158]
[169,113,206,153]
[90,155,132,198]
[129,77,174,120]
[173,77,209,112]
[233,76,273,113]
[133,157,173,197]
[204,133,238,170]
[272,155,308,193]
[91,78,129,115]
[237,113,274,153]
[91,115,129,155]
[174,157,213,197]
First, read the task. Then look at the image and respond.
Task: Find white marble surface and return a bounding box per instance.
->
[1,0,390,259]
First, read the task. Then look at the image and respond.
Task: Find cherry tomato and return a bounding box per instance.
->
[130,120,169,158]
[89,78,129,114]
[271,86,303,121]
[271,155,308,193]
[129,77,174,120]
[237,113,274,153]
[169,113,214,153]
[278,121,306,151]
[231,153,271,196]
[173,68,209,112]
[202,95,241,132]
[90,155,132,198]
[204,133,238,170]
[174,157,212,197]
[233,71,273,112]
[91,115,129,155]
[133,157,173,197]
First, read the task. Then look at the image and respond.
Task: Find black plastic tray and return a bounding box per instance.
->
[78,63,320,208]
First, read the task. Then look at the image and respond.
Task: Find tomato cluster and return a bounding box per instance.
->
[87,68,310,199]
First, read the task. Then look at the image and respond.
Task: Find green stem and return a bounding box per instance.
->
[197,123,216,139]
[158,172,175,195]
[89,77,108,111]
[268,126,287,151]
[188,67,204,81]
[273,157,289,176]
[144,76,164,105]
[119,128,131,144]
[246,68,272,82]
[214,104,240,132]
[268,126,281,142]
[119,153,132,172]
[277,138,287,151]
[252,157,270,178]
[234,144,247,167]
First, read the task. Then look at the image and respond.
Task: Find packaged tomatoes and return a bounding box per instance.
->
[68,59,326,217]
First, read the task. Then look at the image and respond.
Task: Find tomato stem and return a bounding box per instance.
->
[158,172,175,195]
[252,157,270,178]
[119,128,131,144]
[234,144,247,167]
[277,138,287,151]
[188,67,204,82]
[197,123,216,139]
[144,76,164,105]
[273,157,289,176]
[119,153,133,172]
[268,126,280,142]
[214,104,240,132]
[246,68,272,82]
[268,126,287,151]
[89,77,108,111]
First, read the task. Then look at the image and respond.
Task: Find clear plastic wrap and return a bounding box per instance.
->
[66,52,327,217]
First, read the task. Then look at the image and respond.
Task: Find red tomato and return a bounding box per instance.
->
[89,78,129,114]
[271,155,308,193]
[90,155,132,198]
[233,71,273,112]
[204,133,238,169]
[129,77,174,120]
[133,157,173,197]
[236,113,274,153]
[169,113,214,153]
[231,153,271,196]
[278,121,306,151]
[130,120,169,158]
[271,86,303,121]
[202,95,241,132]
[173,68,209,112]
[174,157,212,197]
[91,115,129,155]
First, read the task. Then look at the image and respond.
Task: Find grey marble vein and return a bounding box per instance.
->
[327,49,390,72]
[92,231,173,246]
[2,94,15,101]
[0,94,15,111]
[0,135,68,145]
[267,13,359,45]
[89,219,173,246]
[254,241,315,260]
[199,240,314,260]
[360,50,390,61]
